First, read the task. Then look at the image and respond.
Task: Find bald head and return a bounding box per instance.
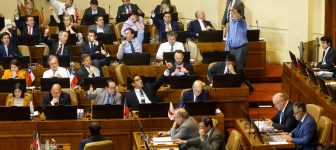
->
[51,84,62,98]
[272,93,289,111]
[192,80,204,97]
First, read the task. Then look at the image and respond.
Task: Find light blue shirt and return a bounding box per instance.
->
[225,18,248,51]
[121,17,145,37]
[117,30,144,59]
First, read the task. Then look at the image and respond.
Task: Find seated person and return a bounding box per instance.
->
[0,23,20,57]
[14,15,41,35]
[283,101,318,149]
[2,59,26,79]
[16,0,41,20]
[158,108,199,149]
[50,8,78,34]
[125,74,167,110]
[50,0,75,16]
[164,50,195,76]
[151,11,179,40]
[120,12,145,37]
[85,80,122,105]
[42,83,71,111]
[117,28,144,59]
[42,55,70,78]
[77,54,101,85]
[154,0,175,14]
[116,0,144,22]
[265,93,298,132]
[88,15,113,34]
[156,31,184,60]
[81,0,106,25]
[174,116,224,150]
[44,29,72,55]
[78,122,110,150]
[311,35,336,69]
[187,10,214,39]
[6,83,33,108]
[177,80,209,108]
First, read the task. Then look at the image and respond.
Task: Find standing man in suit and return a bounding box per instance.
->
[14,15,41,36]
[77,54,101,86]
[116,0,144,22]
[88,15,113,34]
[81,0,106,25]
[44,29,72,55]
[158,108,199,149]
[120,12,145,37]
[177,80,209,108]
[85,80,122,105]
[311,35,336,69]
[174,116,224,150]
[42,83,71,111]
[151,11,179,40]
[156,31,184,60]
[187,10,214,39]
[221,0,245,26]
[42,55,70,78]
[283,101,318,149]
[0,23,20,57]
[265,93,299,132]
[117,27,144,59]
[165,50,195,76]
[50,0,75,16]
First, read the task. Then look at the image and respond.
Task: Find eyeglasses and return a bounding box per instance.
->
[293,111,301,116]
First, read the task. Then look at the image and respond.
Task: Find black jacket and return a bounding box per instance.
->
[0,29,20,57]
[187,20,214,39]
[42,92,71,111]
[271,101,299,132]
[116,4,145,22]
[207,61,242,81]
[81,7,107,25]
[316,47,336,69]
[80,41,104,55]
[177,89,209,108]
[44,37,72,56]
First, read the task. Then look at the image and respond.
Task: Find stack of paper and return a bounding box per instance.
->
[152,137,173,145]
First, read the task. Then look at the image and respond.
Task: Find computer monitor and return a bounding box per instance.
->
[316,76,329,95]
[0,79,26,93]
[17,35,41,46]
[160,31,189,43]
[297,58,308,77]
[83,77,112,90]
[198,30,224,42]
[44,105,77,120]
[169,75,199,89]
[92,104,124,119]
[241,106,264,144]
[306,67,318,86]
[82,14,109,25]
[43,55,71,68]
[0,56,30,69]
[40,78,70,92]
[247,29,260,41]
[289,51,298,69]
[184,101,216,116]
[134,31,150,44]
[202,51,229,64]
[212,74,243,88]
[122,52,150,65]
[154,12,178,22]
[0,106,30,121]
[0,17,4,31]
[51,33,77,45]
[138,102,170,118]
[163,52,190,64]
[96,33,116,44]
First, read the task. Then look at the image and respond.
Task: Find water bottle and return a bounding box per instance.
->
[45,139,49,150]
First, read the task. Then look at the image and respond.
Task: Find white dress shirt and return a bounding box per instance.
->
[85,66,100,77]
[92,9,98,15]
[156,41,185,60]
[134,88,151,104]
[50,0,75,15]
[4,45,8,56]
[96,25,104,33]
[198,19,207,31]
[42,67,70,78]
[322,46,331,65]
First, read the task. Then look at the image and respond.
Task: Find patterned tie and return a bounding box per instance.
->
[279,111,284,124]
[129,41,136,53]
[170,45,174,52]
[166,23,172,32]
[56,44,63,55]
[127,6,132,14]
[4,45,8,56]
[139,89,145,103]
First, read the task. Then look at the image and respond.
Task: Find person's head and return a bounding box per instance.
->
[58,31,69,44]
[173,108,189,125]
[81,54,92,68]
[293,101,307,121]
[320,35,333,50]
[163,12,172,24]
[25,16,35,27]
[13,83,25,99]
[199,116,214,133]
[129,12,139,23]
[24,0,35,10]
[231,3,243,20]
[122,0,130,6]
[95,15,105,27]
[105,80,117,95]
[63,15,73,26]
[195,10,205,20]
[90,0,98,11]
[272,93,289,111]
[174,50,184,65]
[51,84,62,98]
[10,59,20,72]
[65,0,74,8]
[161,0,171,5]
[1,32,11,45]
[89,122,101,136]
[48,55,59,71]
[192,80,204,97]
[124,28,135,41]
[166,31,177,45]
[130,74,143,89]
[87,30,97,42]
[225,54,236,67]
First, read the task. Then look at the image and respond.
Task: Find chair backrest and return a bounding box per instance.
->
[317,116,332,146]
[145,24,157,39]
[18,45,31,57]
[83,140,113,150]
[207,62,217,81]
[180,88,191,100]
[115,64,130,85]
[178,22,184,31]
[306,104,324,123]
[114,22,124,41]
[61,88,78,106]
[43,46,50,56]
[171,5,177,13]
[225,129,242,150]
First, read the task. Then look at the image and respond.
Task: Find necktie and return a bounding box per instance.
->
[90,43,94,54]
[279,111,284,124]
[194,96,198,102]
[28,27,32,35]
[128,6,132,14]
[53,70,56,77]
[139,89,145,103]
[129,41,136,53]
[205,134,208,141]
[4,45,8,56]
[170,45,174,52]
[202,21,207,30]
[56,44,63,55]
[322,50,327,64]
[106,95,111,104]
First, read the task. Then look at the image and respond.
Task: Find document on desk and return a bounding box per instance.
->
[269,141,289,145]
[254,121,274,131]
[152,137,173,145]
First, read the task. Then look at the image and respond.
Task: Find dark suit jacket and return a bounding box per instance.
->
[187,127,224,150]
[207,61,242,81]
[187,20,214,39]
[80,41,104,55]
[316,47,336,69]
[154,5,175,14]
[77,66,90,86]
[221,0,245,25]
[125,75,166,110]
[116,4,145,20]
[152,16,179,40]
[0,29,20,57]
[88,24,112,34]
[57,23,78,34]
[44,37,72,55]
[271,101,299,132]
[290,113,318,150]
[15,20,41,36]
[81,7,107,25]
[78,136,110,150]
[169,63,195,76]
[42,92,71,111]
[177,89,209,108]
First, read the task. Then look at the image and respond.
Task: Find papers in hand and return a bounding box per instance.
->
[152,137,173,145]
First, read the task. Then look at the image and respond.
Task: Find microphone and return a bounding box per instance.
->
[109,5,111,15]
[256,20,259,30]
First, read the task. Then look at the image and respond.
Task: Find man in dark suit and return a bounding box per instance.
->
[265,93,299,132]
[0,27,20,57]
[116,0,144,22]
[187,10,214,39]
[174,116,224,150]
[311,35,336,69]
[125,74,167,110]
[221,0,245,26]
[151,11,179,40]
[177,80,209,108]
[81,0,106,25]
[165,50,195,76]
[77,54,101,86]
[44,29,71,55]
[78,122,110,150]
[15,16,41,36]
[284,101,318,150]
[88,15,113,34]
[42,84,71,111]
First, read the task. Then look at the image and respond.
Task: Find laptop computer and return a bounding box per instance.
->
[202,51,229,64]
[289,51,298,69]
[0,106,31,121]
[306,67,318,86]
[92,104,124,119]
[0,56,30,69]
[82,14,109,25]
[17,35,41,46]
[134,31,150,44]
[184,101,216,116]
[247,29,260,41]
[198,30,224,42]
[241,106,264,144]
[43,55,71,68]
[83,77,111,90]
[40,78,70,92]
[96,33,116,44]
[138,102,170,118]
[122,52,150,65]
[51,34,77,45]
[154,12,178,22]
[163,52,190,64]
[169,75,199,89]
[161,31,189,43]
[0,79,26,92]
[212,74,243,88]
[44,105,77,120]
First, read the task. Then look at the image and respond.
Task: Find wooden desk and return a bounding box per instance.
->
[0,114,224,150]
[235,120,295,150]
[133,132,179,150]
[31,143,71,150]
[282,62,336,144]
